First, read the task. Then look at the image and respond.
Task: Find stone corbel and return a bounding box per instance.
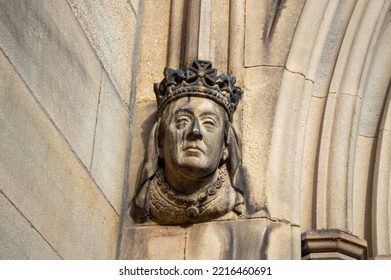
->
[301,229,368,260]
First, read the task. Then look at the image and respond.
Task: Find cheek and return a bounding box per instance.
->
[205,129,225,151]
[166,126,185,152]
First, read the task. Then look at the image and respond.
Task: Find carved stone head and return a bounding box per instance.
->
[133,60,245,224]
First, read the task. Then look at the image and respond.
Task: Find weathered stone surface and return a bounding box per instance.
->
[1,0,391,261]
[0,51,118,259]
[121,218,298,260]
[167,0,185,68]
[244,0,266,66]
[300,96,326,231]
[371,255,391,260]
[129,0,141,15]
[351,135,376,239]
[181,0,201,66]
[125,102,157,227]
[186,218,268,259]
[0,193,61,260]
[311,0,357,97]
[67,0,138,104]
[358,16,391,137]
[337,0,384,96]
[242,66,283,214]
[301,229,368,260]
[244,0,305,67]
[185,218,300,260]
[267,70,305,224]
[264,220,299,259]
[91,72,130,214]
[197,1,211,61]
[374,61,391,257]
[227,3,245,97]
[291,224,302,259]
[0,0,102,168]
[209,0,229,73]
[120,225,186,260]
[317,93,359,230]
[136,0,171,103]
[372,128,391,256]
[285,0,329,76]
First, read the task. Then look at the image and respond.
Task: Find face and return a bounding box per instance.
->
[160,96,227,180]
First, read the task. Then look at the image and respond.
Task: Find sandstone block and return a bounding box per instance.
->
[0,193,61,260]
[67,0,138,104]
[302,229,368,260]
[185,218,268,259]
[0,0,102,168]
[209,0,230,72]
[91,73,131,214]
[267,70,305,224]
[120,225,186,260]
[0,51,118,259]
[242,66,283,214]
[136,0,171,103]
[265,220,298,259]
[244,0,305,67]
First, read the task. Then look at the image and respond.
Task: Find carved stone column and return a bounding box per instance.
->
[301,229,368,260]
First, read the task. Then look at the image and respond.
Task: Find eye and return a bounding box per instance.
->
[176,116,190,129]
[202,118,216,128]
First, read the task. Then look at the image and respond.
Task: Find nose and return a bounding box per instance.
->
[187,118,202,140]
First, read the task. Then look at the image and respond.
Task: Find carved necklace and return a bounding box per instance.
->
[148,165,235,224]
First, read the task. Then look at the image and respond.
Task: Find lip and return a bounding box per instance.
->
[184,146,204,154]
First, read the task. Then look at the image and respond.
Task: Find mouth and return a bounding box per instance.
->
[184,146,204,154]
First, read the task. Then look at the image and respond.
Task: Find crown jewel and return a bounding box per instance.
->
[154,60,242,120]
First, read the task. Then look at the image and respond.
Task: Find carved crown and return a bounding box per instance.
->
[154,60,242,120]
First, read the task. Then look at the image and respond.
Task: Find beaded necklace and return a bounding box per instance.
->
[149,165,233,223]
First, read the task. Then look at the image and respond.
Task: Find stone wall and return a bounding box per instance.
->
[0,0,140,259]
[1,0,391,260]
[119,0,391,260]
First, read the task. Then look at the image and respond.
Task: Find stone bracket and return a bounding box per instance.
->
[301,229,368,260]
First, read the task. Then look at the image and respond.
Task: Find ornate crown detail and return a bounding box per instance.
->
[154,60,242,120]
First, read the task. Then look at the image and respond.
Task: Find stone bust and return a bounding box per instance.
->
[133,60,245,224]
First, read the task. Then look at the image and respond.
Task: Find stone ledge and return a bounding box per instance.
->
[301,229,368,260]
[370,255,391,260]
[120,217,300,259]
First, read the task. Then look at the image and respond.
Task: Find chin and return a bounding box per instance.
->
[178,159,215,175]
